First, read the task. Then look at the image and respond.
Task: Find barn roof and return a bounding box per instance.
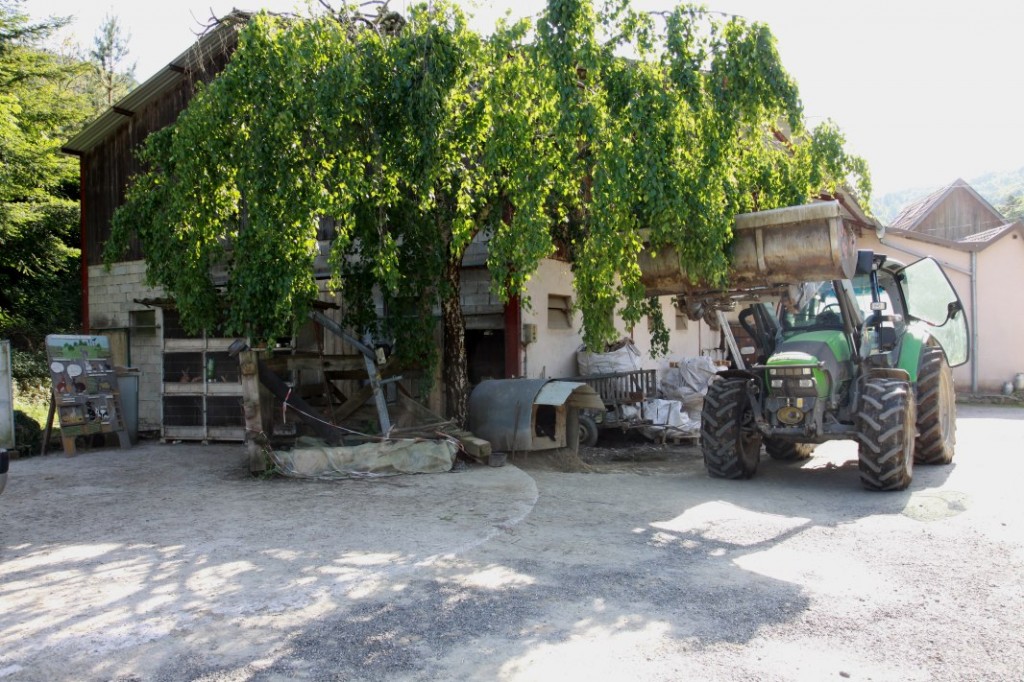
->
[888,178,1005,233]
[62,11,251,156]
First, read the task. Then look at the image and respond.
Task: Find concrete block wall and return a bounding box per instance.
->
[88,261,165,431]
[459,269,504,315]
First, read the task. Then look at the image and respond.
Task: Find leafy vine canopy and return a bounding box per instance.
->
[107,0,870,361]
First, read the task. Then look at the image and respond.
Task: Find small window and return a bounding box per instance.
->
[675,309,688,331]
[130,309,158,336]
[547,295,573,330]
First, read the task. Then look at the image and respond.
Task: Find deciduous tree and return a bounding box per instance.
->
[107,1,869,425]
[999,192,1024,221]
[0,0,92,349]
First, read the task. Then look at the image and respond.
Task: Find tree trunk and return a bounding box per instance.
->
[441,254,470,428]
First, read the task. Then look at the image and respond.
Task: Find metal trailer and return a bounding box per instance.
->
[557,369,658,445]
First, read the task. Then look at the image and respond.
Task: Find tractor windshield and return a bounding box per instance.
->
[852,272,904,321]
[781,274,904,334]
[780,281,843,331]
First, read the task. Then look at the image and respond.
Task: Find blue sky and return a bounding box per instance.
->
[27,0,1024,197]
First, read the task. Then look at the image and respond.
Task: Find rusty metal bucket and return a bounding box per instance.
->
[639,201,858,296]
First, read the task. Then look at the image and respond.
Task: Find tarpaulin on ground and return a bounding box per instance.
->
[272,437,459,480]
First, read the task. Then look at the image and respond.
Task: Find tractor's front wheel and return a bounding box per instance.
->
[701,376,763,479]
[765,439,815,461]
[914,347,956,464]
[857,378,916,491]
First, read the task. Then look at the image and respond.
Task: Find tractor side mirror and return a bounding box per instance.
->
[947,300,963,321]
[855,250,875,275]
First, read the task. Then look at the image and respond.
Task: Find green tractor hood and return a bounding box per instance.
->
[766,331,853,400]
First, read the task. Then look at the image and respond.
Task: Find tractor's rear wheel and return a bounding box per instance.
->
[857,378,916,491]
[914,347,956,464]
[701,377,762,479]
[765,439,815,461]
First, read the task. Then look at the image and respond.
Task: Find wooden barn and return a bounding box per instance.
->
[887,178,1009,241]
[61,15,251,440]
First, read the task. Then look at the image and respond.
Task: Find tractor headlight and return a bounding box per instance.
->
[767,366,819,397]
[769,367,813,377]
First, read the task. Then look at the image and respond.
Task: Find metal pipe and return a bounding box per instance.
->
[970,251,979,393]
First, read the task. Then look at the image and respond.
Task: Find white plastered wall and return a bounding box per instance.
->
[522,258,715,380]
[973,235,1024,391]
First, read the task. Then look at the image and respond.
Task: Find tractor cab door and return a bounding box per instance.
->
[896,257,970,367]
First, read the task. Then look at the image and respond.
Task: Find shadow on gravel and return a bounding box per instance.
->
[257,423,967,681]
[0,444,540,680]
[0,409,988,681]
[239,556,810,681]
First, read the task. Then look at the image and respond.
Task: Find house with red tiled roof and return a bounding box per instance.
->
[860,179,1024,393]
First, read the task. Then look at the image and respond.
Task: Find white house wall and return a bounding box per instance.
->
[974,235,1024,390]
[522,258,713,380]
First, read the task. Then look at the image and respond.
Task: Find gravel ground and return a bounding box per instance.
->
[0,403,1022,681]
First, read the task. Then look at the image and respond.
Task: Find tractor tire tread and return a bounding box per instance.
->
[857,378,915,491]
[914,347,956,464]
[701,377,761,479]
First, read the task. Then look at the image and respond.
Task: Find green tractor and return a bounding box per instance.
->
[701,249,970,491]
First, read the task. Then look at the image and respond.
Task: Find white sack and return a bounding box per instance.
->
[639,398,700,441]
[661,356,718,401]
[576,339,642,376]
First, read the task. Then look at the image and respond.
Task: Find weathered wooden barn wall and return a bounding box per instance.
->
[82,49,234,266]
[913,186,1004,241]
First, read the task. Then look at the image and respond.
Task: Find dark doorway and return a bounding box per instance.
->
[465,329,506,385]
